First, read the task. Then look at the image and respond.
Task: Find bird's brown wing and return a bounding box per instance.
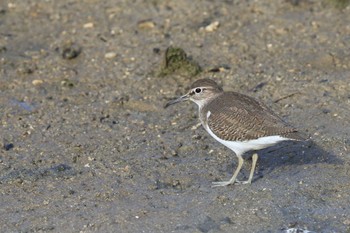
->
[205,92,299,141]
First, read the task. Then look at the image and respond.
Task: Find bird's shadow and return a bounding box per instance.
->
[237,140,340,181]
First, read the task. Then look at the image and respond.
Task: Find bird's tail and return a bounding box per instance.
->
[283,131,309,141]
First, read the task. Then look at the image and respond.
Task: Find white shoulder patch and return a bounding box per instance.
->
[207,110,211,119]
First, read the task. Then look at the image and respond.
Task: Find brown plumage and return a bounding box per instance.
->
[165,78,305,187]
[201,91,304,141]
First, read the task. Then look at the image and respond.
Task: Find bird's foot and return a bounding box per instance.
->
[212,179,252,187]
[234,180,252,185]
[211,181,233,187]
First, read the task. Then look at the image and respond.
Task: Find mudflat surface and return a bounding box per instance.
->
[1,1,350,232]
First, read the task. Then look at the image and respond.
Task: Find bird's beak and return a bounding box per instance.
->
[164,94,189,108]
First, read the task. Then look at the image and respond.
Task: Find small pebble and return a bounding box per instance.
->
[105,52,117,59]
[153,48,160,54]
[138,20,155,29]
[4,143,14,151]
[32,79,44,85]
[8,3,16,8]
[83,22,94,28]
[204,21,220,32]
[61,43,81,60]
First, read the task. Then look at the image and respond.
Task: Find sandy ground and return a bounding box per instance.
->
[1,0,350,232]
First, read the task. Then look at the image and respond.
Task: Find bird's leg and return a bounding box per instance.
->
[236,153,258,185]
[212,154,244,187]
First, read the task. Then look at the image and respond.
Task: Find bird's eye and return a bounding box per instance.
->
[195,88,202,93]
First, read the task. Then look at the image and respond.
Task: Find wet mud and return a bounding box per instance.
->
[0,1,350,232]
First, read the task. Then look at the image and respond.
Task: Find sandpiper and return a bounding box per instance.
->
[165,78,304,187]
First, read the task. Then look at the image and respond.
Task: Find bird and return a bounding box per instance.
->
[164,78,305,187]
